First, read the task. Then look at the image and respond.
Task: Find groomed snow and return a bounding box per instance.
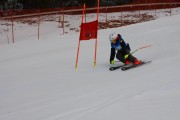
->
[0,10,180,120]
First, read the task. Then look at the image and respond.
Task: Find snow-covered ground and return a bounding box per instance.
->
[0,8,180,120]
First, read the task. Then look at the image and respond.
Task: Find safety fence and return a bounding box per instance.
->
[0,2,180,45]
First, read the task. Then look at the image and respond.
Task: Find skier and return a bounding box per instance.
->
[109,32,141,65]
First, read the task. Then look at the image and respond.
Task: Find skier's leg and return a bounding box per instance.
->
[128,54,137,62]
[128,54,141,65]
[116,51,126,63]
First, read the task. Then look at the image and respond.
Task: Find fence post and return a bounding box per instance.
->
[155,0,157,18]
[62,2,65,35]
[170,0,172,16]
[5,29,9,44]
[38,11,40,40]
[121,7,123,27]
[138,4,141,22]
[11,13,14,44]
[106,6,108,29]
[130,5,134,22]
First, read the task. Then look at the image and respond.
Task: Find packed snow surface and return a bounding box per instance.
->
[0,10,180,120]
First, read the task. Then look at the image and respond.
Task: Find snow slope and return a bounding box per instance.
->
[0,13,180,120]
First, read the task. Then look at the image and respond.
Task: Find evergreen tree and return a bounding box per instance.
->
[80,0,96,6]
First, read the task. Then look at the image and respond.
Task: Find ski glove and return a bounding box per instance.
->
[110,60,115,64]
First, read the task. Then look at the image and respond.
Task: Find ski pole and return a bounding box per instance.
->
[124,45,152,59]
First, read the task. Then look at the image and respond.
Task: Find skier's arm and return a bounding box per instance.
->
[110,48,115,63]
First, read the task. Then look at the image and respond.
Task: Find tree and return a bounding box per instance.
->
[83,0,96,6]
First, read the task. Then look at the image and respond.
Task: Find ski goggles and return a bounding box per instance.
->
[111,36,118,44]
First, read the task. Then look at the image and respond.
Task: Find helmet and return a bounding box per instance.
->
[109,32,117,43]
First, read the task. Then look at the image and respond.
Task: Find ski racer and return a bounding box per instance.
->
[109,32,141,65]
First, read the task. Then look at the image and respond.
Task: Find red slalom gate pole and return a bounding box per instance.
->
[94,0,100,67]
[75,4,86,69]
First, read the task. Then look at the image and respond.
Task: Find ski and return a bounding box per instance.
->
[109,64,127,71]
[121,61,151,71]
